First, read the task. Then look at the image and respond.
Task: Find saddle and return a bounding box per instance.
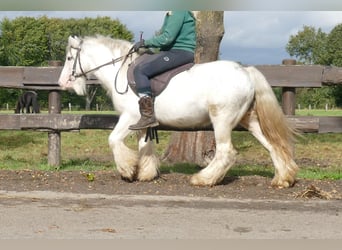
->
[127,53,194,97]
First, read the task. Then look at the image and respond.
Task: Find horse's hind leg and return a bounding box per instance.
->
[26,95,33,113]
[239,110,298,188]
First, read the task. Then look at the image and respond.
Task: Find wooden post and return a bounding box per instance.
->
[48,60,62,167]
[281,59,296,157]
[281,59,296,115]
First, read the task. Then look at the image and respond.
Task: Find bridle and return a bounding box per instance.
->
[70,40,135,94]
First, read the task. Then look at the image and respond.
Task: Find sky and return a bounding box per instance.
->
[0,11,341,65]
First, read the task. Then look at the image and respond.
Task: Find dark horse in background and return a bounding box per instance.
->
[15,91,40,113]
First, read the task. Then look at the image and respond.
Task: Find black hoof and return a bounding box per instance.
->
[121,176,135,183]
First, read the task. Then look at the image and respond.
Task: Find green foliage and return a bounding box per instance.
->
[326,23,342,67]
[333,85,342,107]
[286,26,329,65]
[0,15,133,110]
[0,88,19,109]
[0,16,133,66]
[286,23,342,67]
[272,87,282,103]
[286,23,342,108]
[296,86,337,109]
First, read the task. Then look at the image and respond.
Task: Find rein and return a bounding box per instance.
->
[71,42,135,94]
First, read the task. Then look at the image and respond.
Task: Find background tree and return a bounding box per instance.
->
[286,25,329,65]
[0,15,133,111]
[326,23,342,107]
[162,11,224,166]
[326,23,342,67]
[286,24,342,108]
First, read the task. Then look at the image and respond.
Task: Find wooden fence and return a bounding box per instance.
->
[0,59,341,167]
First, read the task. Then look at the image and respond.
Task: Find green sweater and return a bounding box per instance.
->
[144,11,196,53]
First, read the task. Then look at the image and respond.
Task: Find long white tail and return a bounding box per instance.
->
[245,66,298,187]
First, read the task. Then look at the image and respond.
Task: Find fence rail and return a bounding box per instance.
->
[0,60,341,166]
[0,114,341,134]
[0,63,341,89]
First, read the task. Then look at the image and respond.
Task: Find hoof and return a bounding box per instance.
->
[137,167,160,182]
[137,172,159,182]
[271,176,295,188]
[120,175,135,183]
[190,174,214,187]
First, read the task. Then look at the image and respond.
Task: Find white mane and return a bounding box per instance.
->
[68,35,133,55]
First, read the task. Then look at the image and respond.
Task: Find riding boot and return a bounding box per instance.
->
[129,95,159,130]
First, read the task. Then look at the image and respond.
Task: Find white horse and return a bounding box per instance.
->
[58,35,299,188]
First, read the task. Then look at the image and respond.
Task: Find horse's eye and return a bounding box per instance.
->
[67,56,73,61]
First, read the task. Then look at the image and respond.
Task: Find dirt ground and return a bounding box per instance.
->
[1,169,341,201]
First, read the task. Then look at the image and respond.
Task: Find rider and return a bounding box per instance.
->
[129,11,197,130]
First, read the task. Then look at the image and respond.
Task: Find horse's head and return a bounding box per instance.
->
[58,35,87,96]
[59,35,136,97]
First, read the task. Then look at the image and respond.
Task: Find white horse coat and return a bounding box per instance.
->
[58,35,298,188]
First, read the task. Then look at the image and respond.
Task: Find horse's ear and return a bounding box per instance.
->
[68,35,81,47]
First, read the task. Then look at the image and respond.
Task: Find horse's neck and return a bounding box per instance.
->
[91,46,136,102]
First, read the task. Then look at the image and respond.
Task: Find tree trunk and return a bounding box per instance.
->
[85,85,98,111]
[162,11,225,166]
[193,11,225,63]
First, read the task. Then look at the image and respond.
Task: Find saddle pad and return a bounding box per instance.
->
[127,53,194,97]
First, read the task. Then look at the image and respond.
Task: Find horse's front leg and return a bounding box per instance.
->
[108,114,139,181]
[136,130,160,181]
[190,111,239,186]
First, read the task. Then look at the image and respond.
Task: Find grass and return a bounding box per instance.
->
[0,109,341,180]
[297,167,342,180]
[296,109,342,116]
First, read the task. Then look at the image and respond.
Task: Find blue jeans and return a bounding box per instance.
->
[133,49,194,95]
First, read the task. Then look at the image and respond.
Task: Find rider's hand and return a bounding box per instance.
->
[133,39,145,52]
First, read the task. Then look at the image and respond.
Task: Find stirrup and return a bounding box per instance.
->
[128,120,159,130]
[145,127,159,144]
